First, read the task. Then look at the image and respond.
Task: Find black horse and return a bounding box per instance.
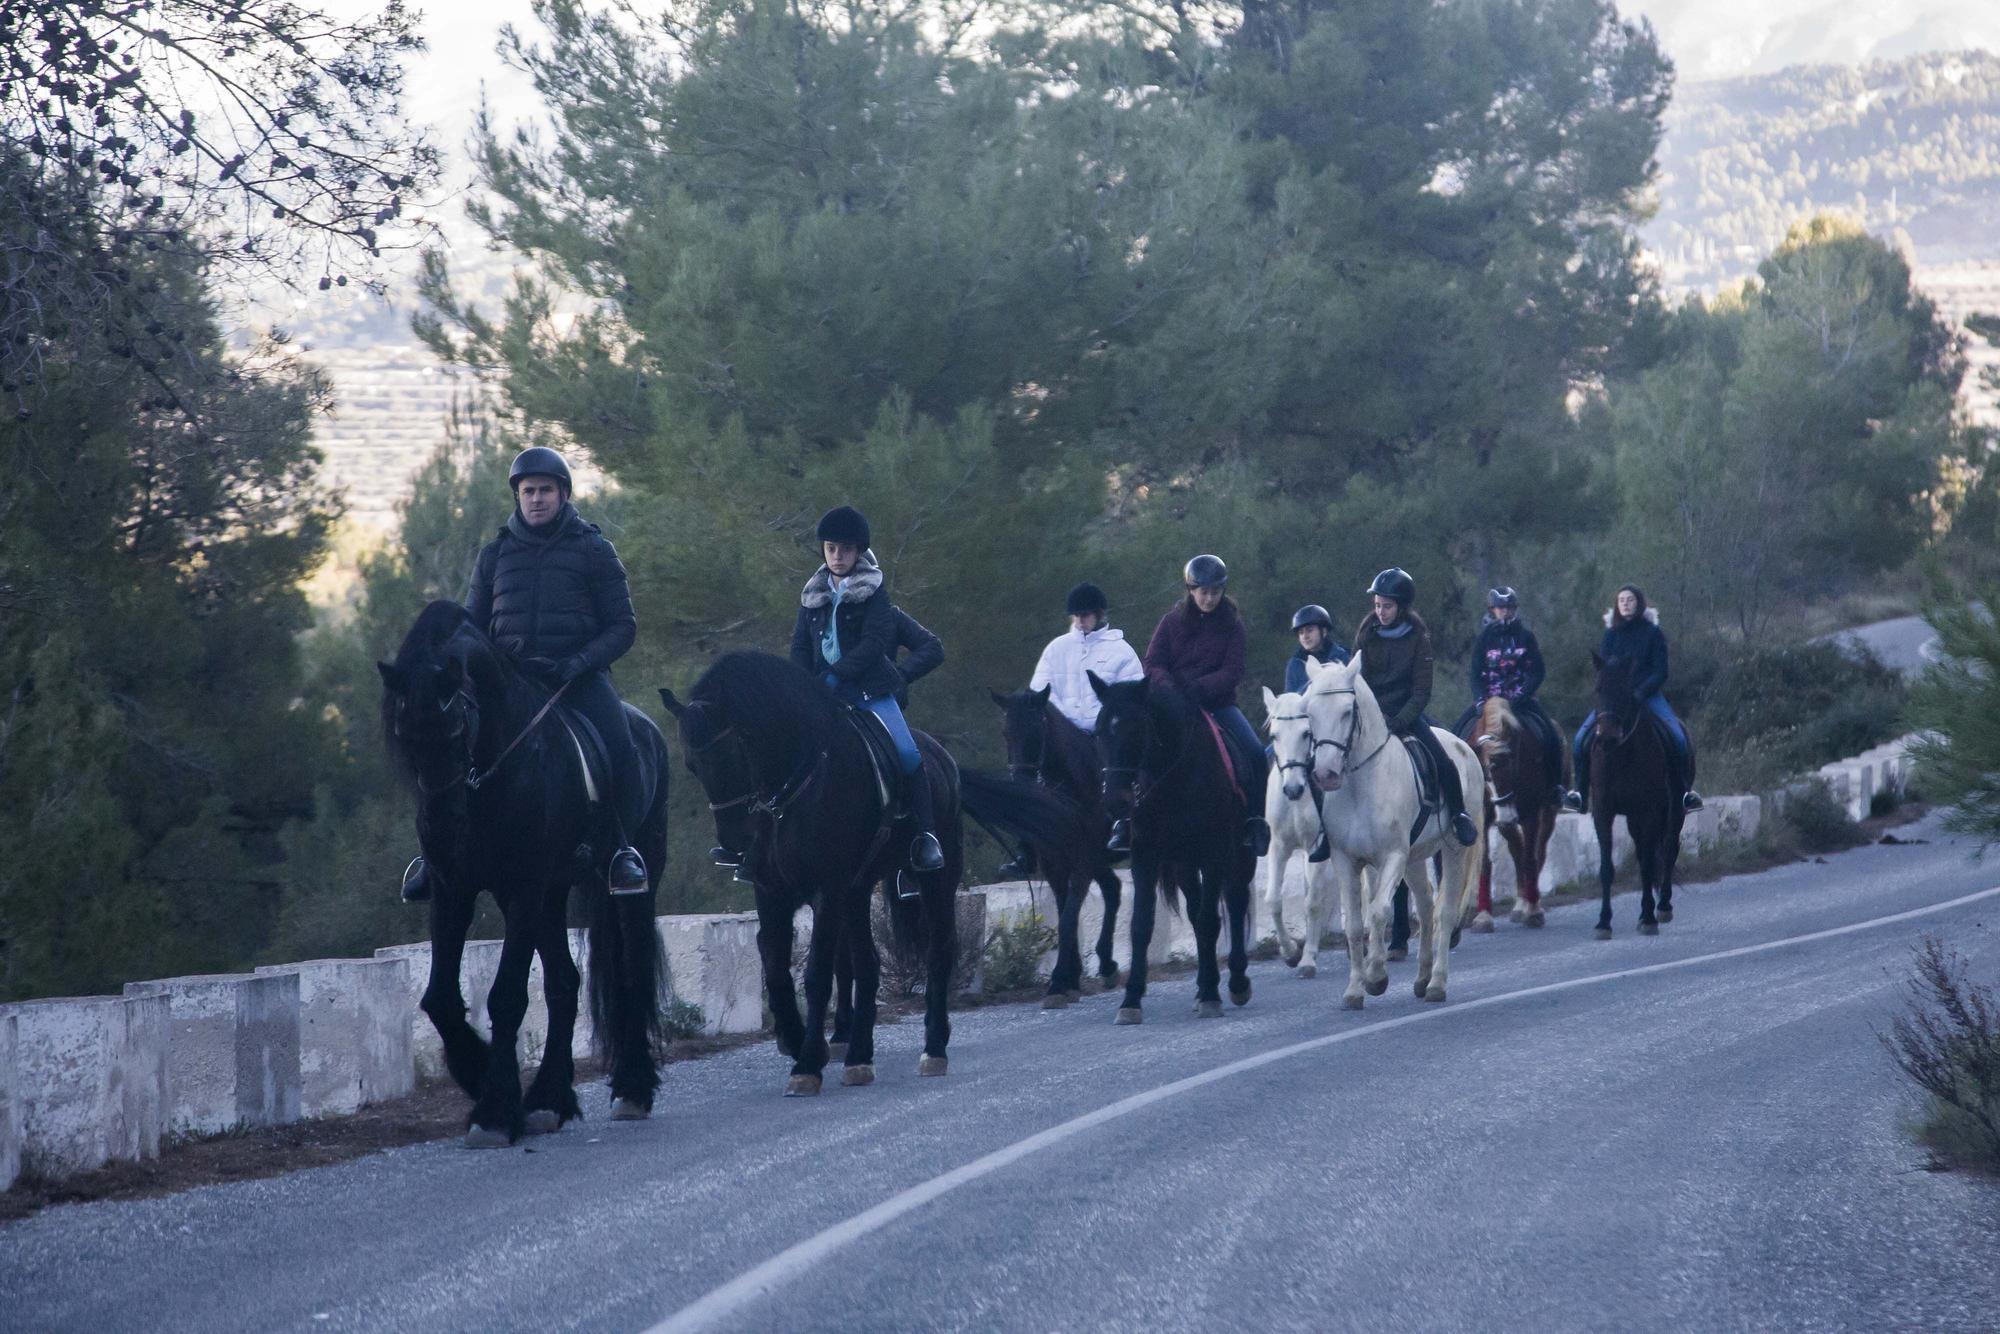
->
[1087,672,1255,1023]
[662,651,1084,1095]
[989,686,1124,1006]
[379,601,669,1145]
[1586,652,1694,939]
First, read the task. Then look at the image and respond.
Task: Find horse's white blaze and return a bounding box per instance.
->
[1301,660,1484,1005]
[1261,689,1336,972]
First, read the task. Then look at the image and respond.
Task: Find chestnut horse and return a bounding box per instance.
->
[1460,696,1563,931]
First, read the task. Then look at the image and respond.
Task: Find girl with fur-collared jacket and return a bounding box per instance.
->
[1563,584,1703,814]
[790,505,945,874]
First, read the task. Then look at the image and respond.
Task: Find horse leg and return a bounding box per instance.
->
[1268,830,1299,967]
[1092,864,1123,985]
[838,885,880,1085]
[1593,810,1617,939]
[420,892,488,1100]
[1658,809,1682,924]
[1190,861,1224,1017]
[1406,853,1439,1000]
[1367,850,1408,995]
[1297,861,1330,979]
[1225,854,1252,1007]
[786,895,840,1095]
[1475,837,1496,931]
[1521,809,1550,926]
[1388,879,1411,959]
[604,889,665,1117]
[1636,830,1660,935]
[466,914,537,1145]
[756,906,805,1061]
[522,903,582,1132]
[1117,850,1160,1024]
[830,931,854,1063]
[1336,860,1368,1008]
[1047,861,1086,1006]
[918,871,956,1077]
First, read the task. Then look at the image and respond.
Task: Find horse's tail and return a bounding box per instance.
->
[958,767,1096,871]
[587,884,669,1103]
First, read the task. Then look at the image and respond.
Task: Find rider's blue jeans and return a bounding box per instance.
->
[1573,694,1688,769]
[829,677,923,775]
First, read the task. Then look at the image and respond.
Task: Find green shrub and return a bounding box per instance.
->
[1694,643,1906,790]
[1882,935,2000,1174]
[1782,779,1866,853]
[982,912,1056,994]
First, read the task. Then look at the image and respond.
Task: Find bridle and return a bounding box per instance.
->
[408,674,574,797]
[1306,688,1391,779]
[688,719,824,823]
[1270,711,1315,787]
[1006,709,1048,786]
[1098,708,1190,815]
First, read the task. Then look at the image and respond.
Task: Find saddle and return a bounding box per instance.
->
[551,699,657,811]
[1400,734,1443,844]
[844,706,907,816]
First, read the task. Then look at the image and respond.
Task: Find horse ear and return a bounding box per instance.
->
[1591,650,1605,670]
[1086,670,1108,700]
[1342,651,1362,680]
[1035,684,1052,704]
[987,688,1009,708]
[376,662,403,692]
[658,687,685,718]
[1261,685,1278,717]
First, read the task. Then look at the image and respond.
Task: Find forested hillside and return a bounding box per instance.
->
[1648,50,2000,288]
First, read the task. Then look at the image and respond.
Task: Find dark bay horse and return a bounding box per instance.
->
[1587,652,1692,938]
[1461,696,1562,931]
[990,686,1124,1006]
[1087,672,1255,1023]
[380,601,668,1145]
[662,652,1083,1095]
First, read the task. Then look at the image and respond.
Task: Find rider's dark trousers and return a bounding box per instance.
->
[568,669,644,840]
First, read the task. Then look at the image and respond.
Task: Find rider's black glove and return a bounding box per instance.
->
[520,656,564,686]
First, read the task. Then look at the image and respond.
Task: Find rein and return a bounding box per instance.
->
[1309,689,1392,776]
[417,676,572,795]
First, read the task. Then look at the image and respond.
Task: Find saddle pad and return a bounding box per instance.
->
[1202,712,1242,802]
[557,706,606,806]
[845,707,902,814]
[1401,735,1442,843]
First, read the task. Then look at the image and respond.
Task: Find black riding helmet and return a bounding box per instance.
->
[1367,567,1415,605]
[1066,582,1109,616]
[509,446,572,494]
[1184,554,1228,589]
[1487,586,1519,610]
[815,505,871,551]
[1291,604,1333,632]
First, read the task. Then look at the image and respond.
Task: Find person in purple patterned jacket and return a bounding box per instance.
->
[1452,587,1564,801]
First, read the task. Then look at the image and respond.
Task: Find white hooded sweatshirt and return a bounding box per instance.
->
[1030,625,1144,731]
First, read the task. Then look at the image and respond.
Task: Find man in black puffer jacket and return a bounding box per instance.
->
[401,446,646,902]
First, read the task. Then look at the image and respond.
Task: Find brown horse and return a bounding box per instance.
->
[1460,697,1564,931]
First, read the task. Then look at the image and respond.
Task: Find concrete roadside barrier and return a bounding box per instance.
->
[656,913,763,1035]
[0,993,168,1176]
[123,973,302,1136]
[256,958,413,1116]
[1,1010,19,1191]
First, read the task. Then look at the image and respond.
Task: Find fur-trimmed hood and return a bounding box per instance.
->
[1603,606,1660,629]
[800,550,884,609]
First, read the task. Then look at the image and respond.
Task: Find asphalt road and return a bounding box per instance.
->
[5,814,1999,1333]
[1824,615,1941,677]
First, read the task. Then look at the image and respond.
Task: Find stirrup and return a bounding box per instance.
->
[400,856,431,904]
[711,845,742,868]
[1682,791,1704,813]
[1561,790,1585,815]
[909,832,944,873]
[997,854,1032,879]
[608,847,648,896]
[894,870,924,901]
[1106,819,1132,854]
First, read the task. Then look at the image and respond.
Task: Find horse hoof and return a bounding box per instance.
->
[1099,969,1122,989]
[1593,925,1613,940]
[1114,1007,1143,1026]
[1042,993,1072,1010]
[1423,986,1447,1004]
[463,1126,512,1150]
[1472,912,1496,934]
[1066,990,1085,1003]
[1195,1000,1224,1019]
[841,1064,875,1087]
[1639,920,1659,936]
[1413,977,1431,999]
[524,1109,562,1136]
[609,1097,650,1121]
[1230,982,1251,1007]
[919,1055,949,1077]
[827,1042,848,1062]
[1507,904,1526,924]
[1387,947,1408,962]
[1524,910,1546,928]
[1343,994,1365,1010]
[1297,962,1316,980]
[785,1074,823,1097]
[1364,975,1388,997]
[1657,908,1674,924]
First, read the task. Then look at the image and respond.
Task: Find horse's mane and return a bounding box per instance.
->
[689,650,845,763]
[1479,695,1517,751]
[390,599,475,670]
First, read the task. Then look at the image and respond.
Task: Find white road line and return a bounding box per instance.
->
[649,884,2000,1334]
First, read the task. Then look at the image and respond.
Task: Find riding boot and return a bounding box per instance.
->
[1308,787,1331,863]
[1435,752,1479,847]
[905,771,945,874]
[607,845,648,896]
[400,855,431,903]
[1107,818,1133,854]
[1563,748,1590,814]
[997,848,1035,880]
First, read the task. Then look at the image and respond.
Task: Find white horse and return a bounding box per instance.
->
[1260,687,1339,978]
[1297,655,1485,1007]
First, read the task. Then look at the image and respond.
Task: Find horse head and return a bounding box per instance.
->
[660,681,767,860]
[1590,651,1638,747]
[990,684,1053,784]
[1303,654,1374,792]
[1263,685,1314,803]
[379,601,481,790]
[1087,670,1155,820]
